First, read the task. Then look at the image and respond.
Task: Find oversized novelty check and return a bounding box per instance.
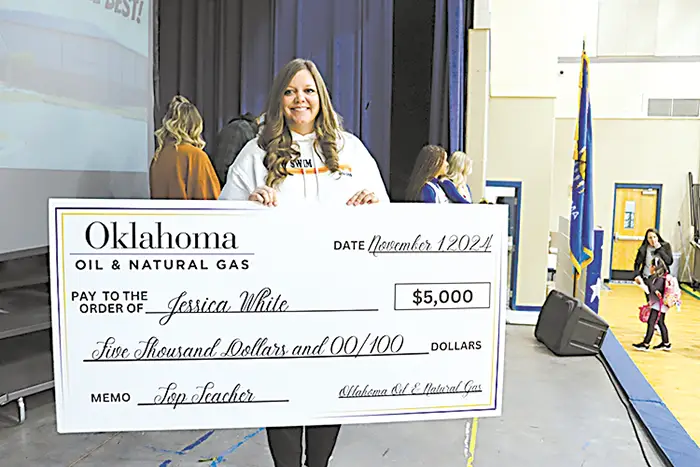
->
[48,199,507,433]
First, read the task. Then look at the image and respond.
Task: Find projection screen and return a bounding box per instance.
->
[0,0,153,256]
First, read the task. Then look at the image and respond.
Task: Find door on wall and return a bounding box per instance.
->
[611,185,660,281]
[484,183,520,308]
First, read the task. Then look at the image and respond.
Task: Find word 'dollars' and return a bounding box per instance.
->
[83,221,238,250]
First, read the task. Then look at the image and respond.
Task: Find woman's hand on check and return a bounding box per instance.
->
[249,186,278,207]
[346,189,379,206]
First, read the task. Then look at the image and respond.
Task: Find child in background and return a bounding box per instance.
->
[633,256,672,351]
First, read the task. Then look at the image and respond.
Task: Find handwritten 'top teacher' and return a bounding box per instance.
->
[218,58,389,467]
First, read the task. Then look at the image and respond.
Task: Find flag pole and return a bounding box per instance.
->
[572,37,586,300]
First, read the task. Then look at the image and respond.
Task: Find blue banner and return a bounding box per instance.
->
[569,48,594,279]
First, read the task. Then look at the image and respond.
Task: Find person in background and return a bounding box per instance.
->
[633,228,673,300]
[219,57,388,467]
[150,95,220,200]
[210,112,261,187]
[440,150,473,203]
[404,145,451,203]
[633,256,672,351]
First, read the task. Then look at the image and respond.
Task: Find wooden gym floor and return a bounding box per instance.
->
[600,283,700,444]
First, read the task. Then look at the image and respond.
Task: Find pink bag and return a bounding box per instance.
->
[639,304,660,325]
[663,273,682,308]
[639,304,651,323]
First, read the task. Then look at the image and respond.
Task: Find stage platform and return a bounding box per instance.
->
[600,283,700,445]
[0,326,667,466]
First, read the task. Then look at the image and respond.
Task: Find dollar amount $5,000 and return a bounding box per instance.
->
[412,288,474,307]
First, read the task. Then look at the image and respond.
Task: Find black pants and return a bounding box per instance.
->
[643,309,669,344]
[267,425,341,467]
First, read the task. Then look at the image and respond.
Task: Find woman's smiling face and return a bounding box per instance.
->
[282,69,320,135]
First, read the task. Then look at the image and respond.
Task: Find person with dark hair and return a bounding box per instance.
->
[633,255,672,351]
[210,113,261,187]
[404,145,450,202]
[633,228,673,299]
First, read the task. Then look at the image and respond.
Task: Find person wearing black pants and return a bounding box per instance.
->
[633,256,672,351]
[640,307,670,348]
[633,228,673,295]
[633,229,673,336]
[218,58,390,467]
[267,425,341,467]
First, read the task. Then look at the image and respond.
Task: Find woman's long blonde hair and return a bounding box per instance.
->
[259,59,342,188]
[445,151,473,188]
[153,96,205,161]
[404,145,447,202]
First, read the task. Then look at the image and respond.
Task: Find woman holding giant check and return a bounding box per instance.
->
[219,58,389,467]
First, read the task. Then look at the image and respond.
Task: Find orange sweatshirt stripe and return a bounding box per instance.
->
[286,164,352,175]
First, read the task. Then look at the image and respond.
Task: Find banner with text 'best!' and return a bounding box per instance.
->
[48,199,508,433]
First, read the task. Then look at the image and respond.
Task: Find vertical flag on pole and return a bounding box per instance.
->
[569,43,594,282]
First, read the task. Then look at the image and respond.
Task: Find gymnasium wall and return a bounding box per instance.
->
[487,99,556,308]
[483,0,559,309]
[465,29,489,204]
[548,0,700,280]
[551,118,700,280]
[556,0,700,120]
[559,0,700,59]
[556,62,700,119]
[473,0,700,309]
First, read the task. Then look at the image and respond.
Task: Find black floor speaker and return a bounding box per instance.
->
[535,289,609,356]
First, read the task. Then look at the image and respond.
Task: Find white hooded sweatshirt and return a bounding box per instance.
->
[219,130,389,205]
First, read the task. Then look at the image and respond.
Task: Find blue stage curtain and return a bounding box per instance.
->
[429,0,473,156]
[154,0,393,185]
